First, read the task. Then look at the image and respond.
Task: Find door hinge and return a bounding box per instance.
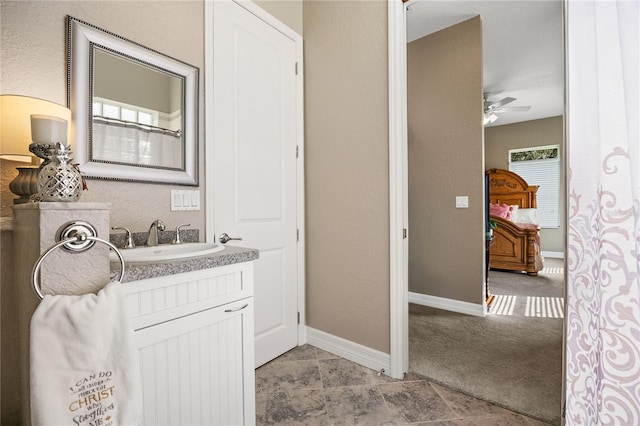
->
[403,228,408,239]
[296,145,299,158]
[296,229,300,242]
[295,62,299,75]
[297,312,300,324]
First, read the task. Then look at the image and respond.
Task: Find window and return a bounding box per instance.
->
[92,97,160,127]
[120,107,137,122]
[509,145,560,228]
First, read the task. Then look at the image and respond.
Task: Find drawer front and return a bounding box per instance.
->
[124,262,254,329]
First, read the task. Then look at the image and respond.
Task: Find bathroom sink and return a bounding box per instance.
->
[109,242,225,263]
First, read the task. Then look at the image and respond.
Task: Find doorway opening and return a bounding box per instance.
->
[389,1,566,423]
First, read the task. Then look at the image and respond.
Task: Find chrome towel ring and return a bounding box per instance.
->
[31,221,125,300]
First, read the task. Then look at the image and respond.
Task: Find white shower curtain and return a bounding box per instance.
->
[566,0,639,424]
[92,120,182,169]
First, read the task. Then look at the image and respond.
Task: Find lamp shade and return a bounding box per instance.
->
[0,95,71,162]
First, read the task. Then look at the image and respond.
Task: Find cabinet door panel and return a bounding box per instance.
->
[135,299,255,425]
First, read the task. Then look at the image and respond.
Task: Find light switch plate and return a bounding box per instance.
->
[456,196,469,208]
[171,190,200,211]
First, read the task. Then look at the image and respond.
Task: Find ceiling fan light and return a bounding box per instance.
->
[483,112,499,125]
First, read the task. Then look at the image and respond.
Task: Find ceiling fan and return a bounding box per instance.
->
[483,94,531,125]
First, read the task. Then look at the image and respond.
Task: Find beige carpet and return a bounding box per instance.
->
[409,259,564,425]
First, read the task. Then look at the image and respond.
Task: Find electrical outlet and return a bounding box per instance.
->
[456,196,469,208]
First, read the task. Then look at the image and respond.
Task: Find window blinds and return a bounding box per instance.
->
[510,157,561,228]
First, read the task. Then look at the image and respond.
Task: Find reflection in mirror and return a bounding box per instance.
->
[92,48,184,170]
[67,16,199,185]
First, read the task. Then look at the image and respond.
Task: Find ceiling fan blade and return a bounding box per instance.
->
[494,106,532,113]
[487,96,517,110]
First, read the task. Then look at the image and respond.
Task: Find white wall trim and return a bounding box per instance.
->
[294,33,307,347]
[409,292,486,317]
[388,0,409,381]
[542,251,564,259]
[204,1,215,239]
[306,327,390,375]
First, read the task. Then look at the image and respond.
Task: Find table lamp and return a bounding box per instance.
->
[0,95,71,203]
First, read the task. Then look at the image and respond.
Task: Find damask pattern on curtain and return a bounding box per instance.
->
[566,0,640,424]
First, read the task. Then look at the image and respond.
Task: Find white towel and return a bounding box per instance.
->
[30,281,142,426]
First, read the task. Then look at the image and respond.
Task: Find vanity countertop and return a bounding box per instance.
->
[114,245,259,283]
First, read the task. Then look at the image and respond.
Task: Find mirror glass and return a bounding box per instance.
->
[67,17,199,185]
[92,48,184,169]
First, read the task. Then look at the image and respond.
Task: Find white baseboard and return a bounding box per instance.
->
[305,327,390,375]
[408,292,485,317]
[542,251,564,259]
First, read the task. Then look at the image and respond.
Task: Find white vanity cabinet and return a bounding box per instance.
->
[122,262,256,425]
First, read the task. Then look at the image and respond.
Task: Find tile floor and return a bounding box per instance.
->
[255,344,551,425]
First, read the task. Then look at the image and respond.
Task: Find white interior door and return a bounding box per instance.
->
[210,0,301,368]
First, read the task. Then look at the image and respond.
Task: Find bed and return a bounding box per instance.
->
[486,168,543,276]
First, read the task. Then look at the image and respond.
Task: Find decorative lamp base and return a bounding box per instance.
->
[9,167,39,204]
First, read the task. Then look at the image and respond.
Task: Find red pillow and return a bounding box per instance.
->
[489,203,513,220]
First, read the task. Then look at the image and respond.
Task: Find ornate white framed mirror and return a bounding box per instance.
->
[67,16,199,185]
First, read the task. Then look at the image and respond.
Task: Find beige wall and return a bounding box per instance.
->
[485,116,565,253]
[304,1,390,353]
[0,0,206,233]
[407,17,485,304]
[255,0,303,35]
[94,49,176,114]
[0,0,304,221]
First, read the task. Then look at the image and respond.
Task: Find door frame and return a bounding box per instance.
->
[204,0,306,345]
[388,0,409,380]
[389,1,569,411]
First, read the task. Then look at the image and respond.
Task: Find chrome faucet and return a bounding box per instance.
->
[146,219,166,246]
[172,223,191,245]
[111,227,136,249]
